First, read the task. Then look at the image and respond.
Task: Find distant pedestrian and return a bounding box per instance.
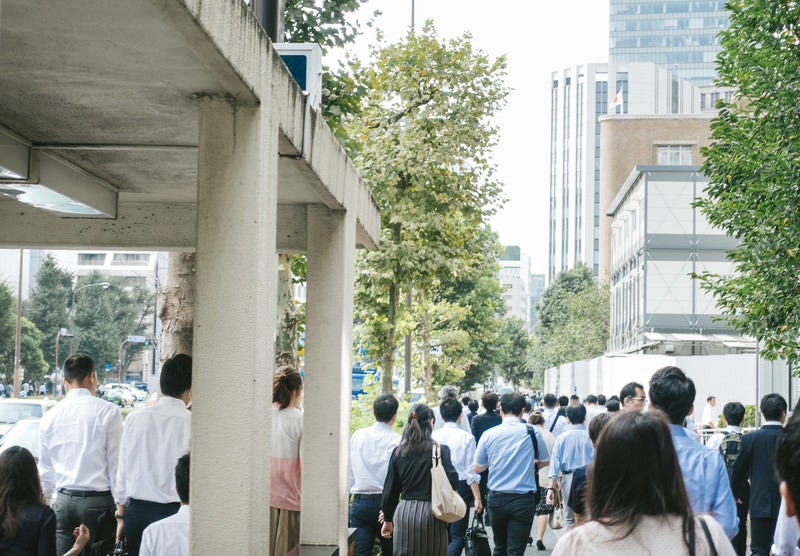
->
[466,400,479,426]
[567,412,612,526]
[349,394,400,556]
[529,412,556,551]
[381,404,458,556]
[551,410,735,555]
[620,382,646,412]
[433,386,471,435]
[702,395,720,429]
[470,392,502,513]
[270,366,303,556]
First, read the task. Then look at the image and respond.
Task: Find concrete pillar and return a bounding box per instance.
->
[192,97,277,554]
[301,205,356,550]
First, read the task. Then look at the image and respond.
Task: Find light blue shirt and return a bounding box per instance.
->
[548,424,594,480]
[670,424,738,538]
[473,416,549,494]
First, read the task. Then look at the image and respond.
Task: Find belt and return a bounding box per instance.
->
[58,488,112,498]
[562,470,573,475]
[352,493,382,499]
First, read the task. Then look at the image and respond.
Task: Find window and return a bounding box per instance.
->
[657,145,693,165]
[78,253,106,266]
[111,253,151,266]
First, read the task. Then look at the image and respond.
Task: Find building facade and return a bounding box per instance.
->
[548,62,699,282]
[609,0,730,85]
[499,245,533,332]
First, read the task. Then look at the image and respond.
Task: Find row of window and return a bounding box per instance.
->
[610,1,726,16]
[612,34,720,48]
[77,253,152,266]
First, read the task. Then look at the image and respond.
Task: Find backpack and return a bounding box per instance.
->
[718,431,742,482]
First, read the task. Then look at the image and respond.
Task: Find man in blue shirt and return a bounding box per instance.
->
[546,404,594,528]
[648,365,739,538]
[474,392,549,556]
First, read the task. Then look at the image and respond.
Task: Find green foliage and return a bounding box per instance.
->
[349,23,508,392]
[349,374,412,435]
[530,264,609,371]
[0,282,48,383]
[496,317,531,389]
[26,255,73,369]
[696,0,800,363]
[72,271,155,381]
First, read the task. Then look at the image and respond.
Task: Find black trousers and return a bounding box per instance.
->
[124,499,180,556]
[749,516,778,556]
[731,500,748,556]
[487,491,535,556]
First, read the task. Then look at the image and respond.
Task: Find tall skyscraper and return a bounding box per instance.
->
[548,62,699,282]
[609,0,729,85]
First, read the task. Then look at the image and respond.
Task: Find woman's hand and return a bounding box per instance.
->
[381,522,393,539]
[474,498,483,514]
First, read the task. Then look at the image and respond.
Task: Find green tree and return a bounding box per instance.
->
[73,272,154,381]
[696,1,800,363]
[496,317,530,389]
[349,23,508,393]
[530,265,609,373]
[0,282,48,383]
[26,255,73,369]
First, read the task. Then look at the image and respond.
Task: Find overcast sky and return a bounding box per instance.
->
[333,0,610,274]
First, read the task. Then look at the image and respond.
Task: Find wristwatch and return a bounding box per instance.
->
[114,513,125,520]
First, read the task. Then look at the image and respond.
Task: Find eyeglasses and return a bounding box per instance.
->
[627,396,647,402]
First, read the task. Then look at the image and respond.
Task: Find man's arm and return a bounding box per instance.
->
[473,435,488,474]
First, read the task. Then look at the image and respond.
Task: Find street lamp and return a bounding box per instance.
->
[67,281,110,352]
[54,327,73,395]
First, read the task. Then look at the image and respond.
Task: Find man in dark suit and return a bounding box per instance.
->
[732,393,787,555]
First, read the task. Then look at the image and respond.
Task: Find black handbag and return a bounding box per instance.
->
[464,512,491,556]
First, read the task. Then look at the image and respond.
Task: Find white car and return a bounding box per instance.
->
[0,399,57,439]
[104,382,147,402]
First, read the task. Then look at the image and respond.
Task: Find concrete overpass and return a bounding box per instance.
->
[0,0,379,552]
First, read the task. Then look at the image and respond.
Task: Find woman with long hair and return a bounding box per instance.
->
[529,411,556,550]
[0,446,89,556]
[270,366,303,556]
[552,410,735,555]
[381,403,459,556]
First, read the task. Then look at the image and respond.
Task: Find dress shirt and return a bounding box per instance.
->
[669,424,738,538]
[433,404,471,434]
[543,408,568,437]
[116,396,191,505]
[548,425,594,480]
[38,388,123,499]
[772,497,800,556]
[139,505,190,556]
[474,416,549,494]
[432,421,480,485]
[706,425,742,451]
[702,403,720,428]
[349,421,401,494]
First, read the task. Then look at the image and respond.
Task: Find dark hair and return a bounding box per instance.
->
[570,394,580,403]
[397,403,435,456]
[588,412,612,444]
[620,382,644,401]
[529,412,545,427]
[468,400,479,413]
[587,410,696,555]
[558,395,569,407]
[482,392,499,412]
[722,402,745,427]
[543,393,557,408]
[597,395,607,406]
[63,353,94,384]
[373,394,399,423]
[648,366,695,425]
[462,396,471,406]
[777,407,800,518]
[586,394,598,404]
[609,395,620,402]
[175,452,190,504]
[566,404,587,424]
[0,447,45,540]
[500,393,526,416]
[707,395,716,402]
[440,398,463,422]
[606,399,621,413]
[272,366,302,409]
[760,393,788,422]
[160,354,192,398]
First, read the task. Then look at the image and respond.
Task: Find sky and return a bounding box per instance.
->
[334,0,610,274]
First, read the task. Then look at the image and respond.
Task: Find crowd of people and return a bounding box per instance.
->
[350,367,800,556]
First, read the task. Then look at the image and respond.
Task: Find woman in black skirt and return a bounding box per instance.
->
[381,403,459,556]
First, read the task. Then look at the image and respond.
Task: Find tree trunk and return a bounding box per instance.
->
[275,254,298,367]
[158,252,195,362]
[381,276,398,394]
[419,294,433,403]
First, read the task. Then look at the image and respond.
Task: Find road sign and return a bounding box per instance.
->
[127,335,147,343]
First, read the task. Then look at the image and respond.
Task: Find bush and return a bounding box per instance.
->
[350,374,414,435]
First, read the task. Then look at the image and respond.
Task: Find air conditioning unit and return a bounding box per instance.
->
[274,43,322,111]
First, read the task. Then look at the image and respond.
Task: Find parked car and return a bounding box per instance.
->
[102,387,135,407]
[0,399,57,439]
[133,381,149,392]
[103,383,147,402]
[0,417,41,460]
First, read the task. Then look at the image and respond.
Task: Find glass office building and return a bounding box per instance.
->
[609,1,729,85]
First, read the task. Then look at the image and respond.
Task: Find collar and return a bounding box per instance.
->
[669,424,689,437]
[443,422,461,430]
[373,422,394,432]
[763,421,783,427]
[66,388,92,398]
[157,395,190,409]
[726,425,742,433]
[569,424,586,430]
[502,416,522,424]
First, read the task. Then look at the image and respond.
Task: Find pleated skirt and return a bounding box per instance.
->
[393,499,448,556]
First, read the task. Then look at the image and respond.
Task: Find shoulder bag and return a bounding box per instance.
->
[431,443,467,523]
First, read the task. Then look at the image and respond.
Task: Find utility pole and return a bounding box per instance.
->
[13,249,23,398]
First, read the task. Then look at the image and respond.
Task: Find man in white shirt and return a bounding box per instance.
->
[349,394,401,556]
[140,452,191,556]
[115,354,192,556]
[39,353,123,555]
[432,397,482,556]
[541,393,567,437]
[702,395,720,429]
[433,385,471,434]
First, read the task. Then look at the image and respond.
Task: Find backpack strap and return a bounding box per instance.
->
[526,424,540,460]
